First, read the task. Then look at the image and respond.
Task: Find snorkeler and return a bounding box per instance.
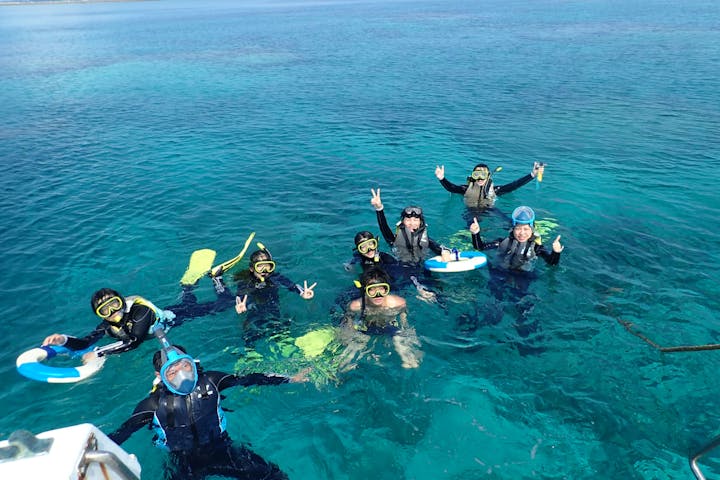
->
[339,267,421,369]
[344,230,399,273]
[469,206,563,271]
[108,333,308,480]
[41,288,176,364]
[468,206,563,350]
[370,188,452,304]
[370,188,447,266]
[218,244,316,348]
[435,162,544,210]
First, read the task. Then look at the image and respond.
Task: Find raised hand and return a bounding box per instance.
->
[300,280,317,299]
[532,161,546,178]
[469,216,480,234]
[235,295,248,314]
[552,235,564,253]
[434,165,445,180]
[370,188,383,210]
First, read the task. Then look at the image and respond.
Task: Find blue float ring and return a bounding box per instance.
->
[16,345,105,384]
[424,251,488,273]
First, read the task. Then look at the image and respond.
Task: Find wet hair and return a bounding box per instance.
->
[153,345,187,371]
[90,288,122,311]
[354,231,375,246]
[359,267,391,288]
[473,163,489,171]
[249,249,272,265]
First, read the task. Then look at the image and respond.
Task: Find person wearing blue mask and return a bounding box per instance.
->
[108,331,309,480]
[467,206,563,353]
[469,206,563,271]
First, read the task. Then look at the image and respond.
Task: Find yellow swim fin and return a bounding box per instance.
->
[180,249,217,286]
[294,327,336,359]
[210,232,256,277]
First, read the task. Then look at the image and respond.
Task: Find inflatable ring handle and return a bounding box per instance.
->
[424,251,488,273]
[16,345,106,384]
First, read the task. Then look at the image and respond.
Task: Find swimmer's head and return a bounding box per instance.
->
[153,344,197,395]
[250,244,275,280]
[354,231,378,257]
[467,164,491,183]
[91,288,125,323]
[357,268,392,304]
[400,206,425,231]
[511,206,536,242]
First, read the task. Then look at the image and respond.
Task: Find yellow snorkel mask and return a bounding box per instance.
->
[356,238,378,255]
[95,296,125,320]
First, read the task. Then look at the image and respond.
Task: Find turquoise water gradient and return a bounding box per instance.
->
[1,0,720,478]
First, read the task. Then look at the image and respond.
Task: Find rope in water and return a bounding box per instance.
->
[617,318,720,353]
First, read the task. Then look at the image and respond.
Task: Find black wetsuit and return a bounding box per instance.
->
[469,230,561,351]
[373,209,448,306]
[63,302,157,356]
[109,370,289,480]
[229,270,304,346]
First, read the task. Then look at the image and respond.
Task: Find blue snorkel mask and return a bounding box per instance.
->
[154,330,198,396]
[511,206,536,226]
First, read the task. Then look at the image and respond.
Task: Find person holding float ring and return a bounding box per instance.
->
[40,288,176,365]
[435,162,545,210]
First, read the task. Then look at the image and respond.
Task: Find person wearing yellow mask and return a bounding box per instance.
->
[435,162,544,210]
[41,288,175,363]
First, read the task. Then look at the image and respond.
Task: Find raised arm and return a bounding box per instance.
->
[494,162,544,196]
[469,217,502,251]
[435,165,467,194]
[371,188,395,245]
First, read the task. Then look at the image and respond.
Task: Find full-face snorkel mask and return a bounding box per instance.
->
[511,206,536,226]
[154,329,197,395]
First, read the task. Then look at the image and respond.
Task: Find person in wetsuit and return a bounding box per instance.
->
[338,267,421,369]
[228,245,316,348]
[41,288,176,363]
[435,162,545,210]
[370,188,452,304]
[344,230,399,274]
[468,206,563,350]
[108,344,308,480]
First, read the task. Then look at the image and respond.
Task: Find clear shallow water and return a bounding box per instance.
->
[1,0,719,478]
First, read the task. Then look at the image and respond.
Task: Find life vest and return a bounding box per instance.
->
[496,234,540,272]
[151,373,227,452]
[393,225,430,264]
[463,181,497,208]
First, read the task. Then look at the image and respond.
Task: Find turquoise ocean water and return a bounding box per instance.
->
[1,0,719,478]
